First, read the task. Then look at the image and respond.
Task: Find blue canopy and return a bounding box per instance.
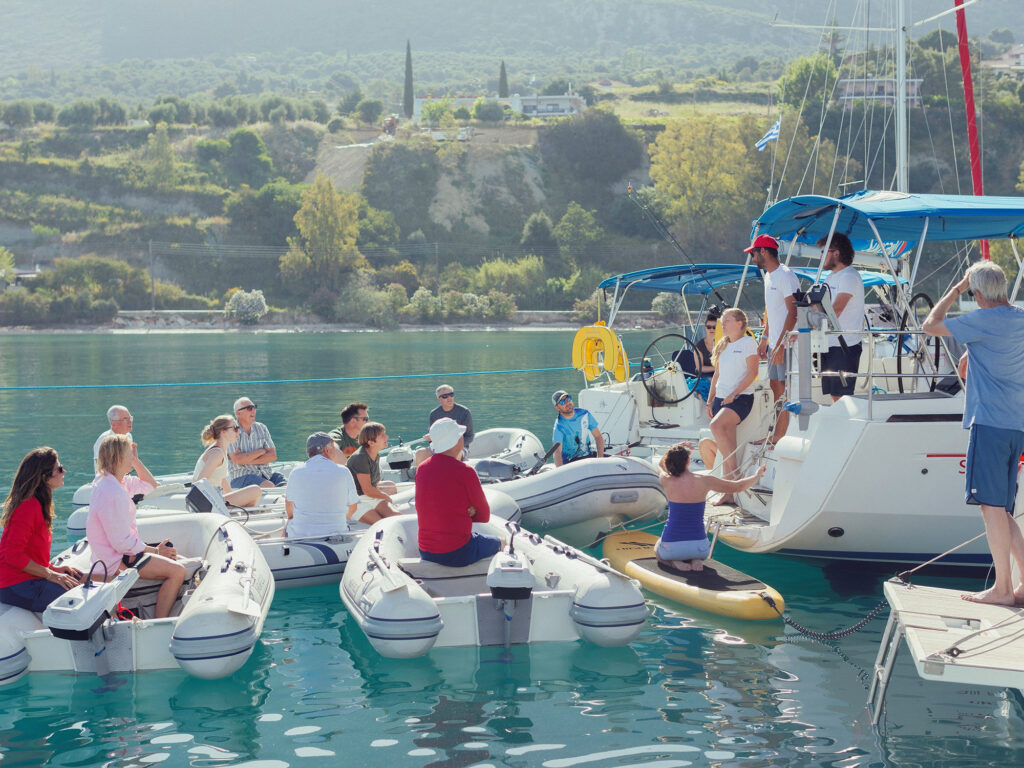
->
[597,263,905,296]
[754,190,1024,243]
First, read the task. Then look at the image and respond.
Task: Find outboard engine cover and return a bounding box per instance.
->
[486,549,534,601]
[43,569,139,640]
[186,479,231,516]
[387,444,415,470]
[474,458,518,483]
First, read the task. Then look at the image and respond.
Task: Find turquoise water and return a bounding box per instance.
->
[0,330,1021,767]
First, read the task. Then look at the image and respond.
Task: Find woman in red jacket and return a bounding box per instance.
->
[0,447,82,612]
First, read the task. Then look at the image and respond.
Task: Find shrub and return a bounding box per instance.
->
[485,290,516,320]
[571,291,601,324]
[0,287,51,325]
[651,292,686,322]
[225,288,268,325]
[308,286,339,321]
[406,287,443,322]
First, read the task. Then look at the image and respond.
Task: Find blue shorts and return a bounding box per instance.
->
[712,394,754,422]
[965,423,1024,513]
[820,343,862,396]
[230,471,286,489]
[0,579,66,612]
[655,536,712,562]
[420,532,502,568]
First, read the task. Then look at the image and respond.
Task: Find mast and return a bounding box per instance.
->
[895,0,908,192]
[954,0,990,259]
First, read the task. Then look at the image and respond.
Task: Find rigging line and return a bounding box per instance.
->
[936,22,963,194]
[0,365,579,392]
[908,42,946,194]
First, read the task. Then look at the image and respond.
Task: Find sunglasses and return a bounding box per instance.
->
[54,464,66,475]
[439,393,454,399]
[238,404,257,412]
[558,396,573,405]
[225,424,240,431]
[705,324,717,329]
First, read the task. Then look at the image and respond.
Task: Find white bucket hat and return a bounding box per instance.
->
[429,417,467,454]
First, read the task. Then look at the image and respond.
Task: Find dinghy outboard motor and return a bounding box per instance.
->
[386,440,416,480]
[185,479,231,516]
[487,529,535,649]
[475,458,518,483]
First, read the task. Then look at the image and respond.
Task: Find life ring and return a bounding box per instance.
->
[571,322,630,382]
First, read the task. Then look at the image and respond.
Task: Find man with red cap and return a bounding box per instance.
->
[745,234,800,441]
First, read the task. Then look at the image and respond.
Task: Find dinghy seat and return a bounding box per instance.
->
[124,557,206,599]
[398,557,494,598]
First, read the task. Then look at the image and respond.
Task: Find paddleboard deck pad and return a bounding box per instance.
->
[603,531,784,621]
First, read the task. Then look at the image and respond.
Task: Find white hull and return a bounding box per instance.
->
[0,512,274,686]
[711,392,1001,567]
[340,515,647,659]
[66,482,521,589]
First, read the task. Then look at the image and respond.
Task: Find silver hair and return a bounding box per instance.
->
[106,404,129,423]
[966,261,1008,304]
[233,396,252,412]
[435,384,453,397]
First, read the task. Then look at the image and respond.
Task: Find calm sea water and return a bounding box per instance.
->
[0,329,1021,767]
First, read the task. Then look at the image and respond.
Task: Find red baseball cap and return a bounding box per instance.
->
[744,234,779,253]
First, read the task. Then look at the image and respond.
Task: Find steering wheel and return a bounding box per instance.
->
[896,293,940,393]
[639,333,701,405]
[528,442,561,476]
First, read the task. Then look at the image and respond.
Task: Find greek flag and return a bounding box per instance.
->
[755,118,781,152]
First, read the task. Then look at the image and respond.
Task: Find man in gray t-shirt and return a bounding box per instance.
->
[428,384,474,447]
[924,261,1024,606]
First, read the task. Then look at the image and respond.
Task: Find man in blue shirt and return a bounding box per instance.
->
[924,261,1024,605]
[551,390,604,466]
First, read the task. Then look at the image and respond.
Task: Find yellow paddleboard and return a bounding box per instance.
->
[603,531,784,621]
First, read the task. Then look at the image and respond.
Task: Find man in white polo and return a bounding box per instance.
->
[748,234,799,441]
[285,432,358,538]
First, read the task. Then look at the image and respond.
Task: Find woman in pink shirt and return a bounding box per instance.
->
[0,447,83,611]
[87,434,185,619]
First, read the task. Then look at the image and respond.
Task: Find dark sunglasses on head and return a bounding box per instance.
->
[238,404,257,412]
[439,393,454,399]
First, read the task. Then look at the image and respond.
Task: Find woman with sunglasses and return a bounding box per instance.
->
[193,415,263,507]
[0,447,83,612]
[692,311,720,402]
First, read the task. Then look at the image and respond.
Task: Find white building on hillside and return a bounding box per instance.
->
[412,92,586,123]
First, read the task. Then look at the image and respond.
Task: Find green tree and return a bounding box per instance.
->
[31,101,55,123]
[57,99,100,129]
[777,53,839,110]
[473,99,505,122]
[225,180,303,245]
[148,102,177,125]
[403,40,414,119]
[337,89,363,116]
[498,61,509,98]
[356,99,384,126]
[542,79,569,96]
[0,247,16,287]
[2,101,34,129]
[539,107,643,186]
[280,174,366,294]
[144,122,178,189]
[97,97,126,126]
[520,211,558,255]
[552,202,603,277]
[224,128,274,188]
[311,99,331,123]
[421,97,453,127]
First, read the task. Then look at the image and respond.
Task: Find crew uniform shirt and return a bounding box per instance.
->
[285,454,358,537]
[415,452,490,554]
[823,267,865,348]
[763,264,801,347]
[0,498,54,589]
[715,336,759,399]
[553,408,600,465]
[428,403,475,447]
[228,421,277,483]
[945,304,1024,432]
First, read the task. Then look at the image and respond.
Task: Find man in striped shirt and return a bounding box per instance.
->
[228,396,286,489]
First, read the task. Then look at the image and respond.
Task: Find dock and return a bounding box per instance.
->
[868,578,1024,724]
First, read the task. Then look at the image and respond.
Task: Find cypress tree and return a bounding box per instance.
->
[498,61,509,98]
[403,41,414,119]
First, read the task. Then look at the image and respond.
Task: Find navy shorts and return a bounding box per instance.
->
[820,343,862,396]
[965,423,1024,513]
[420,532,502,568]
[712,394,754,422]
[122,551,151,569]
[0,579,66,612]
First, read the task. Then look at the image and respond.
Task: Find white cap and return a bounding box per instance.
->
[429,417,466,454]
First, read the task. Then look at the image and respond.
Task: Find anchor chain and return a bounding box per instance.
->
[759,592,890,641]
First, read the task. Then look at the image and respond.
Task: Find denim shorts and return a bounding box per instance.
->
[420,532,502,568]
[965,423,1024,512]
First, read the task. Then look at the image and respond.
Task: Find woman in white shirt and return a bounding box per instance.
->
[193,416,263,507]
[706,308,760,504]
